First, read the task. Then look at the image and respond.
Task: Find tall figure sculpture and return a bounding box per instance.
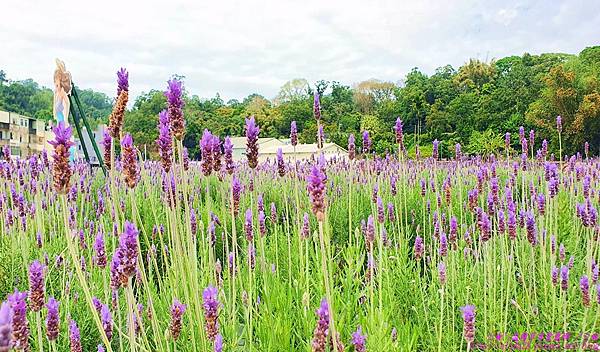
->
[53,59,75,160]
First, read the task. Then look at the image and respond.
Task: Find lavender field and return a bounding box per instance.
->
[1,74,599,352]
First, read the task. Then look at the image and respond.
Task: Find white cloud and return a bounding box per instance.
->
[0,0,598,102]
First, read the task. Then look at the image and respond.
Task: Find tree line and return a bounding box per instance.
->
[1,45,599,159]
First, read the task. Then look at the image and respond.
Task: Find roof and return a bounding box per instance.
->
[261,142,347,155]
[229,137,284,149]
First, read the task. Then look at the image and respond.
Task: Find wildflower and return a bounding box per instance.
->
[311,299,330,352]
[362,131,371,154]
[581,276,590,307]
[28,260,45,312]
[9,290,29,351]
[94,232,107,268]
[200,129,214,176]
[101,304,113,341]
[49,122,74,193]
[561,266,569,291]
[245,116,260,169]
[461,305,476,346]
[108,68,128,139]
[394,117,404,150]
[348,134,356,160]
[170,299,186,340]
[290,121,298,147]
[223,137,234,174]
[277,148,285,177]
[102,129,112,170]
[432,139,439,160]
[69,319,82,352]
[0,301,13,351]
[120,134,139,188]
[156,110,172,173]
[438,262,446,285]
[245,209,253,242]
[214,333,223,352]
[165,79,185,140]
[414,236,424,261]
[351,326,366,352]
[307,164,327,221]
[202,286,219,341]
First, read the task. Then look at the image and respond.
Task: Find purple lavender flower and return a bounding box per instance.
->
[525,211,537,246]
[581,275,590,307]
[200,129,214,176]
[102,129,112,170]
[311,298,330,352]
[394,117,404,150]
[258,211,266,237]
[438,262,446,285]
[432,139,439,160]
[111,221,139,287]
[365,215,375,245]
[301,213,310,239]
[232,177,241,216]
[348,134,356,160]
[561,266,569,291]
[313,92,321,121]
[120,133,139,188]
[9,291,29,351]
[45,297,59,341]
[414,236,424,261]
[351,325,367,352]
[362,131,371,154]
[248,243,256,270]
[461,305,476,346]
[307,164,327,221]
[100,303,113,341]
[202,286,219,341]
[551,267,559,286]
[170,299,186,340]
[156,110,173,173]
[317,124,324,148]
[556,115,562,133]
[439,232,448,257]
[116,67,129,95]
[245,116,260,169]
[223,136,234,174]
[165,78,185,140]
[455,143,461,160]
[245,208,253,242]
[69,319,82,352]
[290,121,298,147]
[214,333,223,352]
[376,197,384,224]
[212,135,222,172]
[0,301,13,351]
[94,232,107,268]
[49,122,75,193]
[28,260,45,312]
[276,148,285,177]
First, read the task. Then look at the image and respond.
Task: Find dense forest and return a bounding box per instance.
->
[1,46,599,158]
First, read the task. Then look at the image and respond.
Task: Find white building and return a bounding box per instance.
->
[229,137,347,162]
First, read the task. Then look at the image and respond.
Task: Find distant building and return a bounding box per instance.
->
[0,110,53,157]
[0,110,105,162]
[228,136,347,162]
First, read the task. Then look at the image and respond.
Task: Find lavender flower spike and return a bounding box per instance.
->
[49,121,75,193]
[156,110,173,173]
[45,298,60,341]
[351,325,367,352]
[9,290,29,351]
[311,298,330,352]
[202,285,220,341]
[307,164,327,221]
[69,319,82,352]
[28,260,45,312]
[0,301,13,351]
[245,116,260,169]
[165,78,185,140]
[224,136,234,174]
[461,305,476,346]
[170,299,186,340]
[121,133,139,188]
[290,121,298,147]
[313,92,321,121]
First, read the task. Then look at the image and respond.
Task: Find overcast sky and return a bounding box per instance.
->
[1,0,599,102]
